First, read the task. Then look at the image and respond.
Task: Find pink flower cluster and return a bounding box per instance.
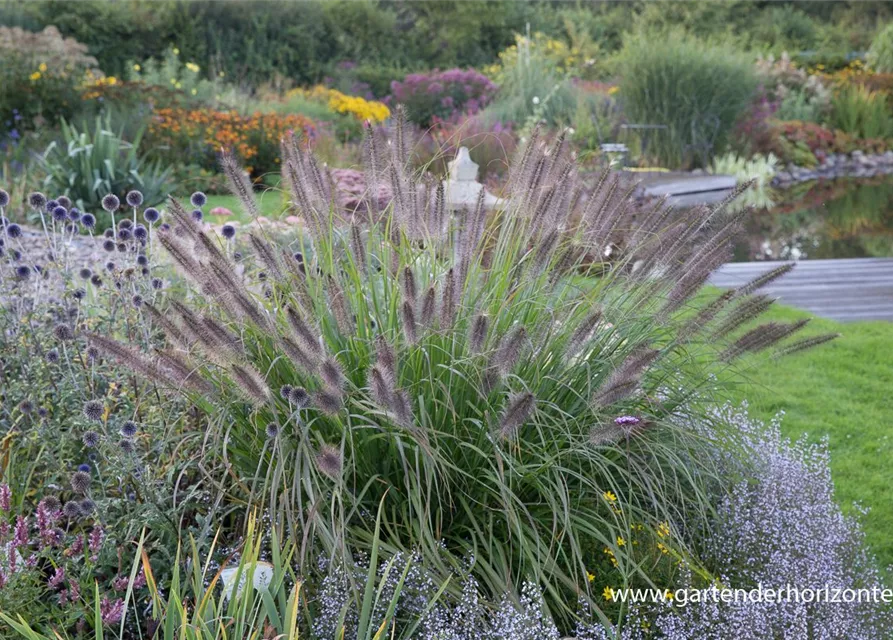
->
[388,68,497,127]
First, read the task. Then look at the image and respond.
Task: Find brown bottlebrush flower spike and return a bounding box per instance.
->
[712,294,776,339]
[315,444,342,479]
[142,303,188,347]
[402,300,417,344]
[327,276,353,335]
[320,358,346,390]
[221,151,259,218]
[720,319,810,361]
[469,313,489,353]
[313,389,343,415]
[499,391,536,440]
[734,262,795,297]
[493,326,527,375]
[566,308,603,359]
[420,285,437,328]
[230,364,271,406]
[774,332,841,358]
[593,347,659,407]
[440,268,457,330]
[285,306,322,361]
[375,335,397,388]
[349,224,367,271]
[248,233,285,282]
[679,290,735,340]
[401,266,417,307]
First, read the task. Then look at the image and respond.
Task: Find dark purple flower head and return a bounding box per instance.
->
[221,224,236,239]
[143,207,160,223]
[134,225,148,241]
[6,223,22,238]
[79,498,95,514]
[28,192,47,210]
[81,213,96,228]
[68,207,81,221]
[159,222,171,232]
[18,400,33,414]
[0,189,9,208]
[15,264,30,279]
[45,199,59,213]
[53,324,73,341]
[280,384,293,400]
[120,420,138,437]
[289,387,310,408]
[90,274,103,287]
[125,190,143,207]
[117,228,132,242]
[56,196,72,209]
[151,277,163,290]
[83,400,104,422]
[614,415,641,427]
[52,206,68,222]
[118,218,133,229]
[102,239,115,252]
[79,267,92,279]
[190,192,207,207]
[191,209,203,222]
[45,348,60,363]
[136,254,149,266]
[63,501,81,519]
[73,287,87,300]
[265,422,279,438]
[118,439,135,454]
[101,194,120,213]
[82,431,101,447]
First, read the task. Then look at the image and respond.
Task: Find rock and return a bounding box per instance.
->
[210,206,232,217]
[256,216,270,224]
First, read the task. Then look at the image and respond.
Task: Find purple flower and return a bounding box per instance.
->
[613,415,641,427]
[99,597,124,625]
[0,483,10,511]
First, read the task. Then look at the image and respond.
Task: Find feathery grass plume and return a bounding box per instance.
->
[679,290,735,340]
[566,308,603,359]
[280,336,318,374]
[315,444,342,479]
[469,313,490,353]
[402,266,417,308]
[593,347,659,407]
[375,335,398,388]
[327,275,353,335]
[391,105,412,169]
[157,231,200,280]
[281,131,332,235]
[440,268,457,330]
[507,122,541,195]
[721,319,810,361]
[230,364,271,406]
[458,190,488,281]
[431,181,446,241]
[734,262,795,297]
[320,358,346,391]
[248,233,285,283]
[706,177,757,221]
[420,285,437,328]
[498,391,536,440]
[369,365,393,410]
[204,259,270,330]
[313,389,342,415]
[220,151,259,218]
[84,333,211,393]
[154,349,205,389]
[169,300,239,360]
[349,224,367,272]
[402,300,417,344]
[533,228,560,275]
[662,237,735,315]
[141,302,189,346]
[712,294,776,339]
[774,332,841,358]
[165,195,204,240]
[492,325,527,375]
[285,306,323,361]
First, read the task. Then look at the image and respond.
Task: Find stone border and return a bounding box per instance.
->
[772,150,893,186]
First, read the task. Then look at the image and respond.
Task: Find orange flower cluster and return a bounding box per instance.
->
[147,108,316,175]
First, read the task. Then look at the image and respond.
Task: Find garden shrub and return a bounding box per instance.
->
[71,115,837,632]
[282,85,389,141]
[37,116,173,222]
[145,108,317,179]
[0,26,98,135]
[616,30,758,169]
[829,84,893,141]
[868,23,893,73]
[388,69,497,127]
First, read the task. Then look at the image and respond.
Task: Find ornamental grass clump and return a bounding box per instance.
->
[80,109,834,627]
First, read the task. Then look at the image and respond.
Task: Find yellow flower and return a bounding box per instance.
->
[185,62,200,73]
[38,62,48,72]
[603,490,617,503]
[657,521,671,538]
[616,536,626,547]
[657,542,670,554]
[587,572,595,582]
[664,589,674,601]
[108,76,117,85]
[608,86,619,96]
[191,88,197,95]
[172,47,180,55]
[30,71,41,81]
[133,64,141,72]
[602,586,615,601]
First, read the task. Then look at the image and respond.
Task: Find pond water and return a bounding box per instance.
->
[733,176,893,262]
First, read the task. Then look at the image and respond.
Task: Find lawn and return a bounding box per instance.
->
[727,302,893,572]
[204,191,287,225]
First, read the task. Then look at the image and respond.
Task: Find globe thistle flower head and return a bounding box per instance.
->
[118,439,135,454]
[103,228,114,239]
[101,194,120,213]
[280,384,293,400]
[10,249,21,261]
[82,431,101,448]
[53,324,74,341]
[28,192,47,210]
[41,495,62,512]
[68,207,81,221]
[102,239,115,252]
[190,192,207,207]
[118,218,133,230]
[46,348,60,363]
[105,261,116,272]
[73,288,86,300]
[265,422,279,439]
[79,498,95,514]
[38,407,48,418]
[131,294,143,308]
[79,267,92,279]
[117,228,132,242]
[143,207,160,223]
[83,400,105,422]
[160,222,171,232]
[120,421,138,438]
[90,274,103,287]
[125,190,143,207]
[81,212,96,228]
[0,188,9,208]
[63,501,82,519]
[52,206,68,222]
[191,209,203,222]
[221,224,236,239]
[18,400,33,415]
[136,254,148,266]
[56,196,72,209]
[151,277,163,290]
[15,265,30,279]
[70,470,91,493]
[86,346,99,361]
[289,387,310,408]
[134,225,148,241]
[6,223,22,238]
[78,463,91,473]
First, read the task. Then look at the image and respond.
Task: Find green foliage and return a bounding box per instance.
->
[829,84,893,140]
[616,30,758,169]
[868,23,893,74]
[710,152,778,210]
[37,116,173,222]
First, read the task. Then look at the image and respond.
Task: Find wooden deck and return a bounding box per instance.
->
[709,258,893,322]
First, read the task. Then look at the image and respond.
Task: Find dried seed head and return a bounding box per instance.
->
[469,313,489,353]
[70,471,91,494]
[499,391,536,440]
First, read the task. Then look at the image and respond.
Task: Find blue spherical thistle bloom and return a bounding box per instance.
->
[68,207,81,221]
[136,254,148,266]
[151,277,163,290]
[103,228,114,239]
[80,213,96,228]
[72,288,87,300]
[105,261,116,272]
[159,222,171,232]
[77,463,91,473]
[46,348,60,363]
[118,439,135,454]
[102,239,115,252]
[221,224,236,239]
[265,422,280,439]
[133,225,148,241]
[120,420,138,437]
[83,400,104,422]
[45,199,59,213]
[53,324,74,341]
[90,275,103,287]
[52,206,68,222]
[190,191,207,207]
[79,267,92,279]
[15,265,30,279]
[6,223,22,238]
[28,192,47,210]
[0,189,9,208]
[126,190,143,207]
[191,209,203,222]
[143,207,160,223]
[79,498,95,514]
[101,194,120,213]
[131,294,143,308]
[117,228,132,242]
[56,196,72,210]
[118,218,133,230]
[63,501,82,519]
[10,249,22,261]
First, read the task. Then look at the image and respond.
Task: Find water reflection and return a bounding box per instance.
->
[734,177,893,261]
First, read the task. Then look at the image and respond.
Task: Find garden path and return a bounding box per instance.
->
[710,257,893,322]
